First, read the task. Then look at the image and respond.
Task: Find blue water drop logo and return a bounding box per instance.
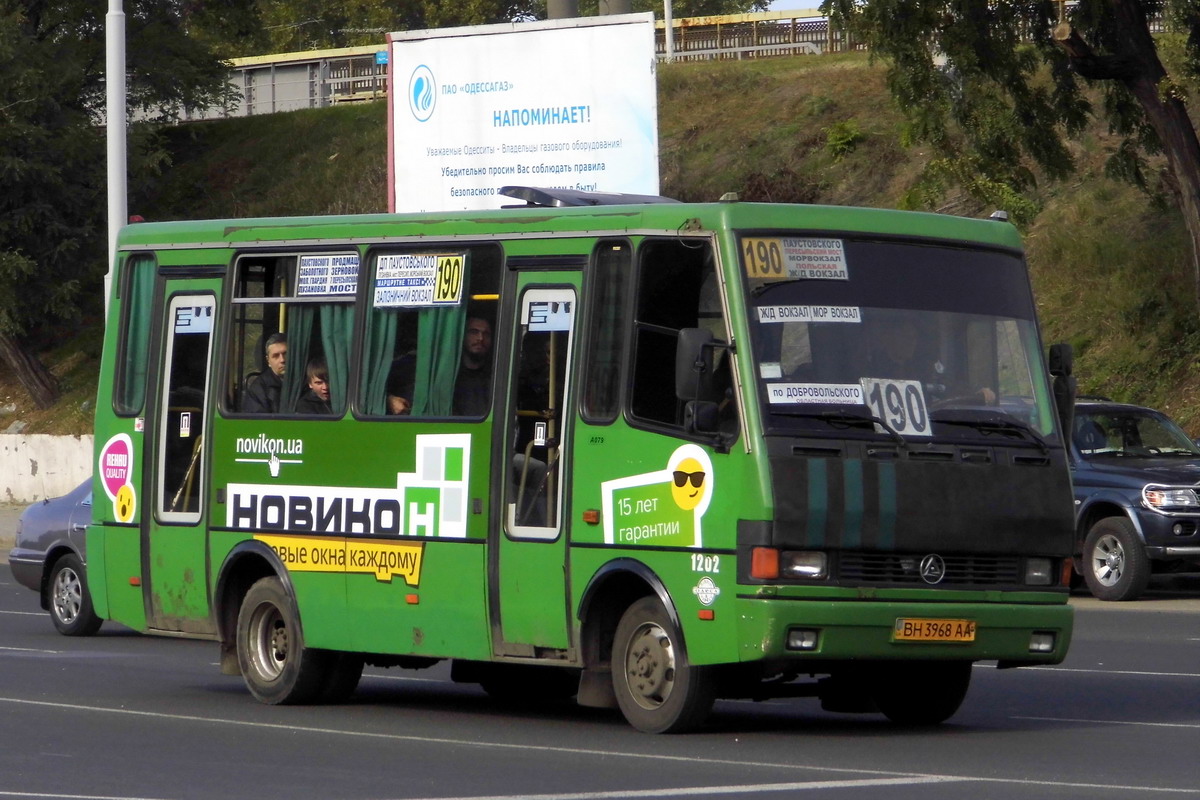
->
[408,65,437,122]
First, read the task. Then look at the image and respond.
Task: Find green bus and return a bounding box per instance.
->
[88,187,1075,733]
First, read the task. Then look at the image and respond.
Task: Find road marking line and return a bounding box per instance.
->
[0,697,1196,794]
[0,646,61,654]
[0,610,47,617]
[0,793,170,800]
[399,777,962,800]
[366,673,444,684]
[1014,665,1200,678]
[1014,715,1200,730]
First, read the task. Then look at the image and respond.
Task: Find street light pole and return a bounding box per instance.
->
[663,1,674,62]
[105,0,126,314]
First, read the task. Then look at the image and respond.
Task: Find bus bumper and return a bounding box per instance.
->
[734,596,1073,667]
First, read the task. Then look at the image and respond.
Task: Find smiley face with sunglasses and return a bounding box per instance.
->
[670,457,707,511]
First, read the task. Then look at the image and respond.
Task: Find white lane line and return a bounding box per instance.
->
[0,793,171,800]
[366,673,445,684]
[0,610,47,617]
[0,646,60,654]
[1014,715,1200,730]
[399,777,961,800]
[1014,665,1200,678]
[0,697,1196,795]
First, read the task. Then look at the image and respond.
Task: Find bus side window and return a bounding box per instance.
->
[227,256,287,414]
[226,253,355,417]
[359,245,502,418]
[581,240,631,422]
[629,239,734,433]
[113,254,156,416]
[282,305,351,416]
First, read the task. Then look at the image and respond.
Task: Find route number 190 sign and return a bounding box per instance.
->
[860,377,932,438]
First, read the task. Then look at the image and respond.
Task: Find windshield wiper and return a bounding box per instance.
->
[770,408,908,447]
[930,414,1050,454]
[749,280,799,299]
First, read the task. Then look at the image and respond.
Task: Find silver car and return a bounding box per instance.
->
[8,480,102,635]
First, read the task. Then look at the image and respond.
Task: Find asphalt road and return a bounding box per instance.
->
[2,532,1199,800]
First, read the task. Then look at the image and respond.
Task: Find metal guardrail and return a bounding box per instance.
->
[184,11,844,120]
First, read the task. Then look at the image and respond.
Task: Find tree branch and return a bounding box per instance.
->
[1053,24,1141,81]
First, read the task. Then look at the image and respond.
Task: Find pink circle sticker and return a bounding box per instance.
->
[100,435,132,499]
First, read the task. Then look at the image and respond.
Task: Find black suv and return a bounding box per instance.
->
[1070,399,1200,600]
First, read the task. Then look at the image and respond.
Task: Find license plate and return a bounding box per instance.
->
[893,618,976,642]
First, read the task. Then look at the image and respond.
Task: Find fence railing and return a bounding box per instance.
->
[186,45,388,120]
[655,10,860,61]
[184,11,836,120]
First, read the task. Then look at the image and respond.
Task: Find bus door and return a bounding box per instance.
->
[492,285,578,654]
[142,291,218,634]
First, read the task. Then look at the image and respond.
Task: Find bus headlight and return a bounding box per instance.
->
[1024,558,1053,586]
[749,548,827,580]
[781,551,827,580]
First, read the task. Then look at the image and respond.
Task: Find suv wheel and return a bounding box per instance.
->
[1082,517,1151,601]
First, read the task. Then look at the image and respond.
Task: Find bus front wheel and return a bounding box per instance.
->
[869,661,971,725]
[612,596,715,733]
[236,576,331,705]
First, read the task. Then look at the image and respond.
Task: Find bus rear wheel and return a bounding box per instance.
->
[869,661,972,725]
[236,576,332,705]
[612,596,715,734]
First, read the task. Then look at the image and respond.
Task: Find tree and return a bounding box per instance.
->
[0,2,238,408]
[823,0,1200,305]
[233,1,547,53]
[220,1,774,54]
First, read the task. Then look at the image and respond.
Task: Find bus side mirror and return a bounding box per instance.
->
[1048,343,1073,377]
[1048,343,1076,443]
[675,327,715,402]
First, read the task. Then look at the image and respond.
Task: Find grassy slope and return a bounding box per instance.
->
[6,52,1198,433]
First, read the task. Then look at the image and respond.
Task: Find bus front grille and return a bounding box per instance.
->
[837,553,1022,585]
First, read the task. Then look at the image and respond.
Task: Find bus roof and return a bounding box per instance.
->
[116,196,1024,253]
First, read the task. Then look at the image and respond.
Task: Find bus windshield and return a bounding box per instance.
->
[742,236,1059,444]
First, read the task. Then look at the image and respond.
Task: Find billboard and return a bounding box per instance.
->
[387,14,659,212]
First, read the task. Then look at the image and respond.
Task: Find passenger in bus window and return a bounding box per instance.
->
[453,315,493,416]
[296,356,334,415]
[382,316,493,417]
[385,353,416,415]
[242,333,287,413]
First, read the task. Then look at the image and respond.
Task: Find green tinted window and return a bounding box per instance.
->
[114,255,156,416]
[580,240,630,422]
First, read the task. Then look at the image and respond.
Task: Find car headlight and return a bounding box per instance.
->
[1143,485,1200,511]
